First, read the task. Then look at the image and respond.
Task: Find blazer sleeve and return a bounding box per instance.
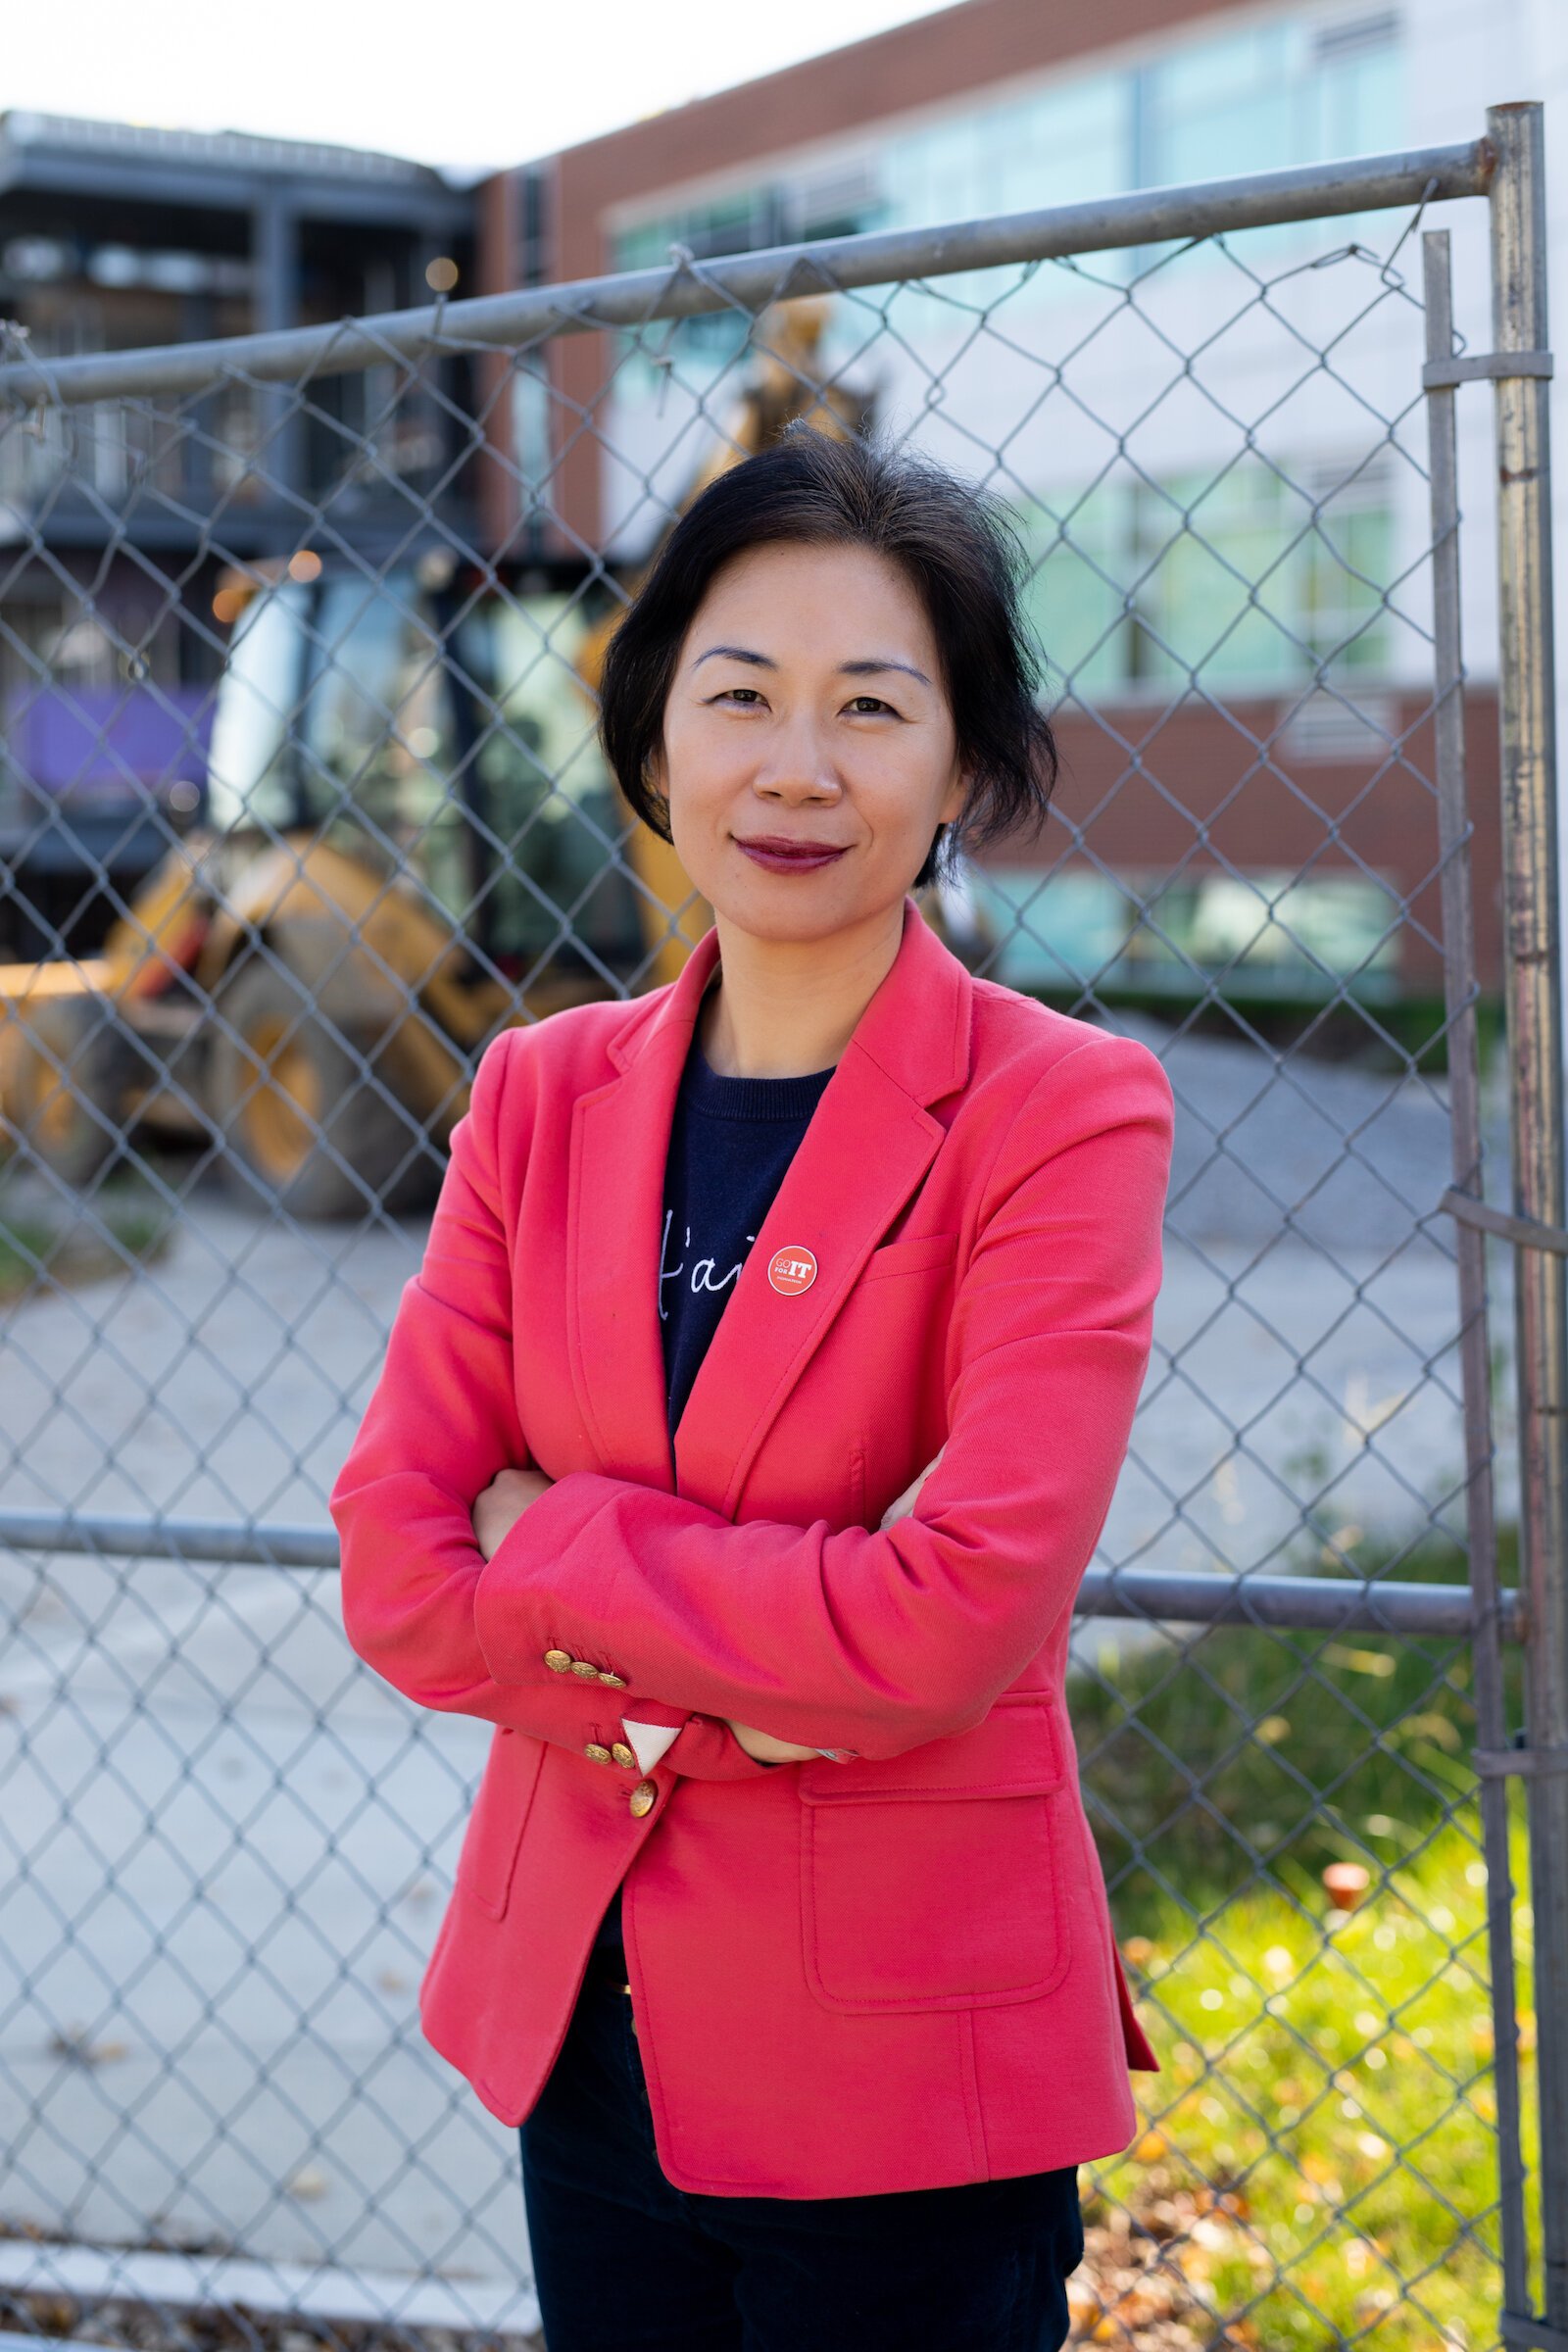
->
[326,1026,764,1780]
[471,1032,1174,1761]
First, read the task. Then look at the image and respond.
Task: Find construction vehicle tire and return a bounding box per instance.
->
[5,994,130,1190]
[208,956,436,1220]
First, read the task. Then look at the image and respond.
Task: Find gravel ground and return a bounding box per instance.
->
[4,2180,1228,2352]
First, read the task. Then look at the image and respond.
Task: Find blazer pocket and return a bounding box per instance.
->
[799,1698,1073,2013]
[455,1725,545,1920]
[859,1231,958,1282]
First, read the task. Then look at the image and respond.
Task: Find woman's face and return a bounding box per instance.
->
[653,539,967,946]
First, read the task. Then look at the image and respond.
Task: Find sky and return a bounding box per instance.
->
[2,0,956,178]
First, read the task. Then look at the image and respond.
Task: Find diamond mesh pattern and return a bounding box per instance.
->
[0,173,1537,2352]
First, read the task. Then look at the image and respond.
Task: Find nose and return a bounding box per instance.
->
[754,713,842,808]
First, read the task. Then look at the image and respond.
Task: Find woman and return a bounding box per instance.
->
[329,426,1174,2351]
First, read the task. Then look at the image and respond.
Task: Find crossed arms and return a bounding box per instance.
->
[329,1026,1172,1771]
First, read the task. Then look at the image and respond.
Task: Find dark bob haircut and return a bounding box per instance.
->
[598,424,1056,892]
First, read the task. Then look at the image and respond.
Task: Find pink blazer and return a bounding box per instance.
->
[329,898,1174,2198]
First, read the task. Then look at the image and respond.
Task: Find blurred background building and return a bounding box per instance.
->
[474,0,1567,1021]
[4,0,1565,1016]
[0,115,472,950]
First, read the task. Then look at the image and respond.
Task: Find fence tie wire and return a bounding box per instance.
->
[1503,2312,1568,2352]
[1440,1184,1568,1254]
[1473,1741,1568,1781]
[1421,347,1554,390]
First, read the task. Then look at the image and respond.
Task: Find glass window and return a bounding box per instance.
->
[1128,867,1400,994]
[1139,24,1300,189]
[878,73,1130,328]
[460,592,612,811]
[454,590,640,963]
[600,14,1402,547]
[609,63,1130,403]
[512,360,552,497]
[1296,464,1396,676]
[881,73,1127,234]
[1019,479,1137,705]
[613,191,786,398]
[301,577,466,914]
[1309,18,1401,160]
[206,580,309,833]
[1128,459,1395,693]
[1132,466,1301,689]
[977,861,1399,1001]
[881,114,979,230]
[609,12,1400,327]
[972,865,1134,992]
[1016,454,1394,700]
[1136,17,1403,260]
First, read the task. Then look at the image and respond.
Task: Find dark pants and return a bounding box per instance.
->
[517,1946,1085,2352]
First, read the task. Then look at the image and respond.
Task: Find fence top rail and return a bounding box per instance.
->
[0,134,1494,414]
[0,1511,1523,1642]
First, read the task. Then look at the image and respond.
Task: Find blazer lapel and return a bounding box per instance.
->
[673,902,972,1518]
[566,900,973,1512]
[565,927,721,1491]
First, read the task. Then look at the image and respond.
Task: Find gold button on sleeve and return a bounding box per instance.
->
[628,1780,659,1818]
[543,1649,572,1673]
[611,1742,637,1770]
[597,1670,627,1689]
[569,1660,600,1680]
[584,1743,612,1765]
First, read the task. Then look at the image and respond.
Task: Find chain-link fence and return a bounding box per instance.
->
[0,104,1561,2352]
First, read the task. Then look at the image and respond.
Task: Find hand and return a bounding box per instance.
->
[880,1445,946,1529]
[726,1720,821,1764]
[723,1448,949,1765]
[471,1465,554,1562]
[471,1466,822,1760]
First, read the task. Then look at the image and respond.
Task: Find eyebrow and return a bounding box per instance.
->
[692,644,932,686]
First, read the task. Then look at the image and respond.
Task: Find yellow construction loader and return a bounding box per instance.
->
[0,550,686,1216]
[0,303,981,1217]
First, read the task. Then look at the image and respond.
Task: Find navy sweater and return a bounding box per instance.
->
[594,1031,835,1959]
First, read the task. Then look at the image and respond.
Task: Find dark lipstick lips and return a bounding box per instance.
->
[735,836,849,871]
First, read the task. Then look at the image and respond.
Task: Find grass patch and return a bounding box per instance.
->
[0,1183,171,1301]
[1072,1540,1520,1934]
[1070,1594,1535,2347]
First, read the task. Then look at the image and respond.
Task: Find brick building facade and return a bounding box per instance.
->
[469,0,1564,1004]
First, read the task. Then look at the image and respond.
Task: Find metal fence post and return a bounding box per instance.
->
[1423,223,1531,2321]
[1488,98,1568,2329]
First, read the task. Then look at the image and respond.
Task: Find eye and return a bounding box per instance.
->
[711,684,764,706]
[847,694,896,716]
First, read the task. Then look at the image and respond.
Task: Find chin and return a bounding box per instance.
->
[711,895,851,947]
[713,873,909,950]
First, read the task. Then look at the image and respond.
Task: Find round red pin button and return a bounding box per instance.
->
[767,1245,818,1296]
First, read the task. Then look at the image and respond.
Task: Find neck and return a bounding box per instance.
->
[698,902,907,1079]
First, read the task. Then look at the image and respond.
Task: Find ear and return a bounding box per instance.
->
[938,764,970,829]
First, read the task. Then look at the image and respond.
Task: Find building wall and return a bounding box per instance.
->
[473,0,1564,999]
[1046,689,1503,998]
[498,1,1418,546]
[543,0,1260,552]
